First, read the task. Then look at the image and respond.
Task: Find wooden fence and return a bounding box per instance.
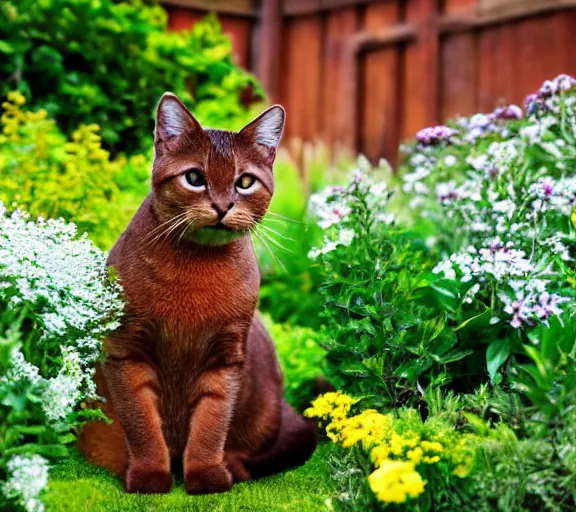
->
[162,0,576,165]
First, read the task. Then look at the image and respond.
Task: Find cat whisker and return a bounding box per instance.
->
[256,228,293,254]
[258,224,294,242]
[176,215,197,245]
[144,212,193,249]
[250,228,287,273]
[264,211,302,224]
[142,210,190,244]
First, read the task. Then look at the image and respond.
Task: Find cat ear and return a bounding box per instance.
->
[240,105,286,163]
[155,92,201,143]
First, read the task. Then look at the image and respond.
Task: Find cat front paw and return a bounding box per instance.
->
[185,464,233,494]
[125,463,172,494]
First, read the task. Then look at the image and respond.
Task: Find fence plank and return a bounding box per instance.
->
[360,2,400,163]
[280,16,323,142]
[440,32,477,120]
[219,16,252,68]
[477,27,497,111]
[322,7,359,150]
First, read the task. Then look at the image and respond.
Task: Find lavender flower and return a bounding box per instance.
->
[492,104,523,121]
[416,125,457,146]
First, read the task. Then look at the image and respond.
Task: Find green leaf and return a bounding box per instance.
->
[486,338,512,383]
[0,41,15,54]
[438,348,474,365]
[454,308,492,332]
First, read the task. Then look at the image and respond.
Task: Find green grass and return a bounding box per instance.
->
[44,444,337,512]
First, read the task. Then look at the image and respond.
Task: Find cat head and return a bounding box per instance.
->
[151,93,285,246]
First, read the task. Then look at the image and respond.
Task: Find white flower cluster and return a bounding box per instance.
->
[0,204,125,510]
[2,455,49,512]
[0,204,123,341]
[307,157,395,259]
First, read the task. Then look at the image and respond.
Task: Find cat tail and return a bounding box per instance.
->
[77,364,129,477]
[243,400,317,479]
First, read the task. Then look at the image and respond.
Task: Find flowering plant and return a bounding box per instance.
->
[0,205,123,512]
[400,73,576,383]
[307,158,482,405]
[0,91,150,249]
[305,391,507,510]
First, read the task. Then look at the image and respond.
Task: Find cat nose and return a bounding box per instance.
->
[211,202,234,220]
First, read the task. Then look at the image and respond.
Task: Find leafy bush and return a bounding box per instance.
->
[0,91,149,249]
[0,0,262,153]
[264,315,326,411]
[256,150,328,329]
[305,73,576,511]
[0,205,123,512]
[308,74,576,406]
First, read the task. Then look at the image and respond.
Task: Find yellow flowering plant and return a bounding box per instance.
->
[306,392,484,510]
[0,92,149,249]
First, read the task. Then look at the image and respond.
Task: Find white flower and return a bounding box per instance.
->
[432,259,456,280]
[337,228,355,247]
[2,455,49,512]
[436,181,458,204]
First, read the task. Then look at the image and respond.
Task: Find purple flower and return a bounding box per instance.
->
[532,293,570,322]
[416,125,457,146]
[555,74,576,92]
[492,105,523,121]
[542,181,554,197]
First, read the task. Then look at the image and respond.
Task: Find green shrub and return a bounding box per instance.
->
[0,0,262,153]
[306,73,576,511]
[264,315,326,411]
[0,91,149,249]
[256,150,326,329]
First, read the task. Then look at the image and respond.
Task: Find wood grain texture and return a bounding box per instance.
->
[477,26,497,111]
[322,7,359,149]
[280,15,323,142]
[360,2,400,163]
[443,0,477,14]
[219,16,252,69]
[440,31,477,120]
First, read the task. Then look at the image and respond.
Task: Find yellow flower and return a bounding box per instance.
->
[7,91,26,106]
[453,462,472,478]
[371,445,390,467]
[304,391,356,421]
[368,460,426,504]
[407,447,423,464]
[421,440,443,453]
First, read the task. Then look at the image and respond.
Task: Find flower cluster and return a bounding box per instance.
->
[525,74,576,114]
[401,74,576,329]
[2,455,49,512]
[307,157,395,259]
[306,392,476,506]
[0,204,124,511]
[416,125,457,146]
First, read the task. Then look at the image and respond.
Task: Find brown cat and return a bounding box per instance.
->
[78,93,317,494]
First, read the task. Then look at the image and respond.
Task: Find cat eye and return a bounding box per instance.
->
[236,174,260,195]
[182,168,206,191]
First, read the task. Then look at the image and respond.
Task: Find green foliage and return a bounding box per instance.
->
[0,91,149,249]
[308,74,576,511]
[265,316,326,411]
[256,151,326,329]
[308,163,480,407]
[0,0,262,154]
